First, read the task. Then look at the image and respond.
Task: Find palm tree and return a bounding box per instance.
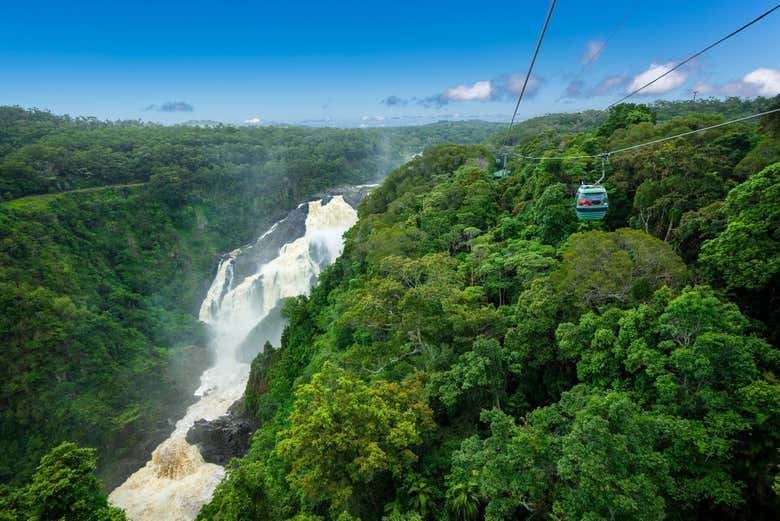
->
[406,477,434,518]
[446,481,481,521]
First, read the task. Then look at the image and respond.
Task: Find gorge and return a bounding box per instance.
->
[108,190,367,520]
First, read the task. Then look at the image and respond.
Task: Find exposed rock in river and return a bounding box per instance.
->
[185,398,259,466]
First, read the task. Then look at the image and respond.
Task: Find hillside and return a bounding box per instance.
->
[0,108,500,492]
[0,106,502,201]
[199,98,780,520]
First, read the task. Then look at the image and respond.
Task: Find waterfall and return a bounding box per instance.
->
[109,195,359,521]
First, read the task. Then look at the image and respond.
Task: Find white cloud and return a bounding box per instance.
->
[581,40,605,64]
[627,62,688,94]
[694,68,780,98]
[743,68,780,96]
[418,73,544,107]
[243,117,262,125]
[443,80,493,101]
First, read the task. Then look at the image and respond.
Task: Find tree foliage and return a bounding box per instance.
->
[0,442,125,521]
[277,363,434,516]
[701,162,780,289]
[208,98,780,519]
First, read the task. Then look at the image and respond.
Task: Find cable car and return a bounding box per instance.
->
[575,184,609,221]
[492,168,511,180]
[574,152,609,221]
[493,152,511,180]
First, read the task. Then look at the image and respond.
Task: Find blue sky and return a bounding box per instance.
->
[1,0,778,126]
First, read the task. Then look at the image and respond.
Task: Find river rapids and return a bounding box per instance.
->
[109,194,360,520]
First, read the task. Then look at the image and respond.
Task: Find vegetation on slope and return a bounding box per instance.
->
[0,106,502,201]
[0,442,125,521]
[200,97,780,520]
[0,107,497,495]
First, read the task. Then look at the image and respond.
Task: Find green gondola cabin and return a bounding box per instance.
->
[492,168,512,180]
[575,184,608,220]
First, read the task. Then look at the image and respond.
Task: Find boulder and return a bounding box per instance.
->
[185,398,259,466]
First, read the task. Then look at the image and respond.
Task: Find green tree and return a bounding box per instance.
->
[556,286,780,512]
[404,476,434,519]
[556,228,687,309]
[598,103,656,137]
[435,337,514,411]
[23,442,125,521]
[532,182,576,245]
[451,391,669,521]
[700,162,780,290]
[464,237,557,306]
[445,480,481,521]
[277,363,434,514]
[195,458,271,521]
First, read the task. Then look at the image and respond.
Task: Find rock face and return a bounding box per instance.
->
[185,399,259,466]
[317,184,376,209]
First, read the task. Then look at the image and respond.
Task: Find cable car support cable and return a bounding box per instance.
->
[513,106,780,162]
[494,0,556,176]
[500,2,779,168]
[607,3,780,109]
[504,0,558,146]
[498,3,780,220]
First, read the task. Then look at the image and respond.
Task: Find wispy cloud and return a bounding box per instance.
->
[381,95,408,107]
[243,117,262,125]
[693,68,780,98]
[145,101,195,112]
[358,115,387,128]
[297,112,511,128]
[500,73,543,99]
[563,63,780,101]
[593,75,631,96]
[562,75,630,99]
[581,40,605,64]
[692,82,716,95]
[564,80,585,98]
[627,62,688,95]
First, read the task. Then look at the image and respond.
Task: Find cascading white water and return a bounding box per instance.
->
[109,195,358,521]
